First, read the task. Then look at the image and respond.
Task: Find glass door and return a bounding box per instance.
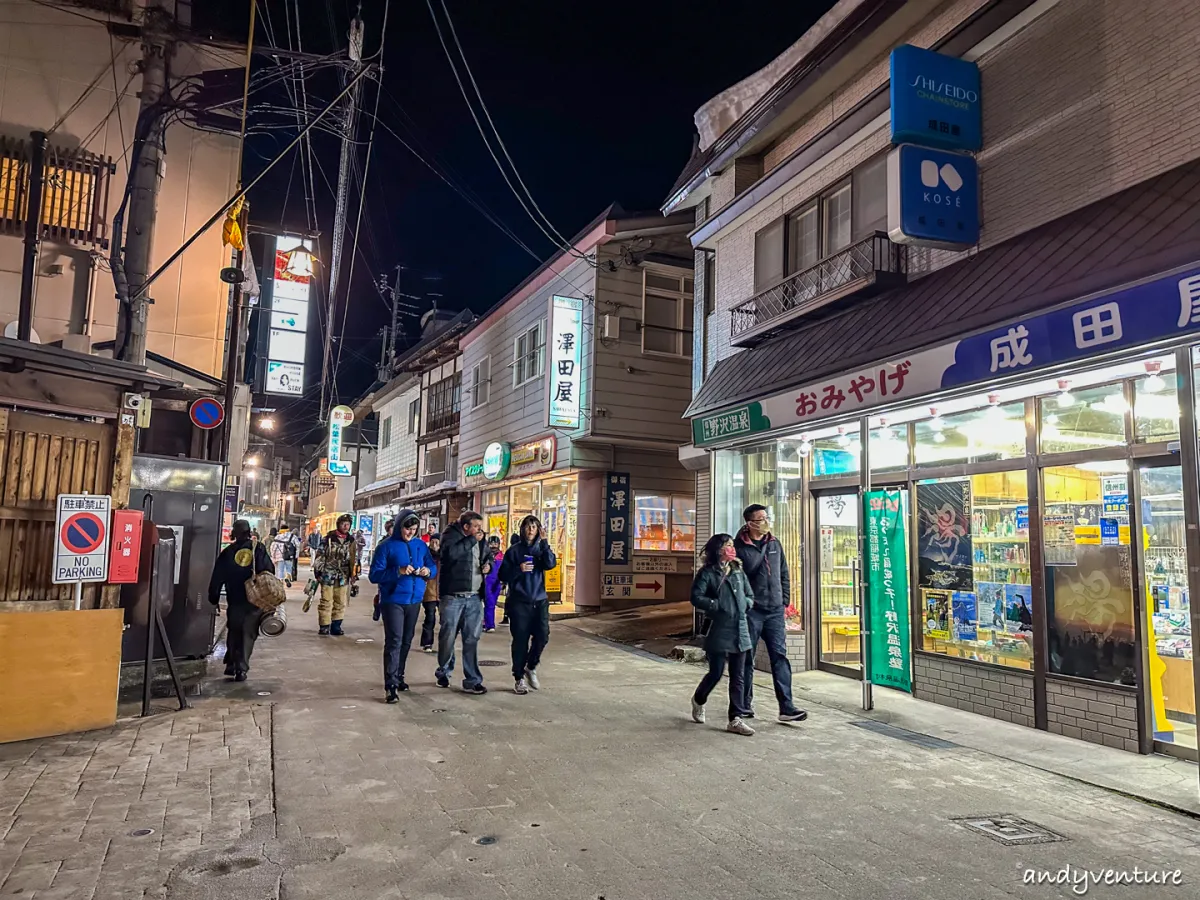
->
[816,490,862,673]
[1138,465,1197,754]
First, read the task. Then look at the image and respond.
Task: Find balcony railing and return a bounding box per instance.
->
[730,232,906,346]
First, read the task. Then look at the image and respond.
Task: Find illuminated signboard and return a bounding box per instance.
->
[327,405,354,478]
[263,234,313,396]
[547,295,583,429]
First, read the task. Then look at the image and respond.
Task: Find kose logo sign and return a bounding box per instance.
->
[920,159,965,207]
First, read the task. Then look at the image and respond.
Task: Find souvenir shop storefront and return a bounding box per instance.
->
[696,264,1200,761]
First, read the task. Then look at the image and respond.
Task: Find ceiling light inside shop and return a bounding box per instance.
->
[1056,379,1074,408]
[1143,360,1166,392]
[797,434,812,457]
[1099,392,1129,414]
[836,426,851,448]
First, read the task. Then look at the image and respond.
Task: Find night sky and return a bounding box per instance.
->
[199,1,835,439]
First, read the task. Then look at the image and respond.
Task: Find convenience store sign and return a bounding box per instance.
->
[692,265,1200,447]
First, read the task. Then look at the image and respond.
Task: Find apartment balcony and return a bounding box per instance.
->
[730,233,907,347]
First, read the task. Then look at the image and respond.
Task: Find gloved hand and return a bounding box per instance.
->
[372,595,381,622]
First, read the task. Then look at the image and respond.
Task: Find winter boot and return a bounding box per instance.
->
[329,620,345,636]
[319,624,330,636]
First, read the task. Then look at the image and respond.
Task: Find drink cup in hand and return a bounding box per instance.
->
[521,555,534,573]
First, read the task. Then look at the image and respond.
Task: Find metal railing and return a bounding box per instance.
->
[0,135,114,249]
[730,232,906,343]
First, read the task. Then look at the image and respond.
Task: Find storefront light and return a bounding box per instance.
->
[985,394,1007,421]
[797,434,812,457]
[835,425,851,447]
[1143,360,1166,392]
[1100,392,1129,414]
[1055,379,1075,407]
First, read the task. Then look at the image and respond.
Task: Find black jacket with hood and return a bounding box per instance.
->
[734,525,790,613]
[438,520,490,597]
[498,516,558,604]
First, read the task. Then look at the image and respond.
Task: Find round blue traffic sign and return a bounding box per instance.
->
[190,397,225,430]
[61,512,105,554]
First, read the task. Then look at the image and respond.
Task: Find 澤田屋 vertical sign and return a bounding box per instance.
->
[547,295,583,429]
[865,489,911,692]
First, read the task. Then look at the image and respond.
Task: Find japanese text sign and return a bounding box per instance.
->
[547,295,584,429]
[887,144,980,248]
[108,508,145,584]
[53,493,111,584]
[604,472,632,566]
[865,490,912,692]
[889,44,982,152]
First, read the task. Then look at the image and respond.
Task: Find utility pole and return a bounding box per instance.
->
[120,3,175,365]
[389,263,402,366]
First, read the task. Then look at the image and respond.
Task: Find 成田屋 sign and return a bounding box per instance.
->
[693,265,1200,446]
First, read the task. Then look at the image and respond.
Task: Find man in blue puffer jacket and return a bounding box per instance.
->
[369,509,437,702]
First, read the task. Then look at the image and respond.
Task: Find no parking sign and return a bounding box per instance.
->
[53,494,112,584]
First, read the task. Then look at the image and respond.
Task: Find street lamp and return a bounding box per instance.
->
[281,244,318,279]
[258,416,276,431]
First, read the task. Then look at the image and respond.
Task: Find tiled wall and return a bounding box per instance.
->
[1045,678,1139,753]
[913,653,1035,728]
[753,630,806,672]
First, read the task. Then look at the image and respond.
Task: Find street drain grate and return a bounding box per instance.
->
[953,815,1067,846]
[478,660,506,667]
[849,720,958,749]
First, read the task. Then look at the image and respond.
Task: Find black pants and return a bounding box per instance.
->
[695,650,751,722]
[381,602,421,689]
[509,600,550,681]
[420,600,438,649]
[225,603,264,675]
[744,607,795,712]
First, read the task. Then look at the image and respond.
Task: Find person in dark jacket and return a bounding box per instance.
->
[736,504,807,724]
[419,534,441,651]
[435,511,492,694]
[499,515,558,694]
[207,519,273,682]
[369,509,437,702]
[690,533,755,735]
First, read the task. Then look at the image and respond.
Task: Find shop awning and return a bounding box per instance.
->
[688,160,1200,418]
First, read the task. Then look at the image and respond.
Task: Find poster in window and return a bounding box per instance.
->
[1046,544,1137,683]
[916,479,973,591]
[977,582,1005,632]
[1004,583,1034,634]
[604,472,632,566]
[952,591,977,641]
[923,589,951,640]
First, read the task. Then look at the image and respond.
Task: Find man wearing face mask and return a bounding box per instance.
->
[370,510,436,702]
[736,504,808,724]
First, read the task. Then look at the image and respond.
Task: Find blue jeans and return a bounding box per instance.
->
[743,607,795,712]
[435,593,484,688]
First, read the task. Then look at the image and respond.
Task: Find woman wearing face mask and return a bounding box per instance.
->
[369,509,437,703]
[690,533,756,736]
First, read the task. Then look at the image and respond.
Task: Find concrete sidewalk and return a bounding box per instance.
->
[2,595,1200,899]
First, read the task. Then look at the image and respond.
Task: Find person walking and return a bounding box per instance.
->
[434,511,491,694]
[482,535,503,633]
[269,528,293,585]
[207,519,273,682]
[499,516,557,695]
[370,510,436,702]
[736,505,807,724]
[420,534,441,651]
[314,514,358,636]
[690,533,756,735]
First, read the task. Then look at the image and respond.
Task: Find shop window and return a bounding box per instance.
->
[509,483,541,538]
[1039,382,1127,453]
[471,356,491,409]
[540,478,578,609]
[513,321,545,386]
[633,493,695,552]
[916,473,1033,670]
[1042,462,1138,685]
[642,270,694,357]
[1133,368,1179,443]
[811,430,860,479]
[869,422,909,472]
[914,402,1026,467]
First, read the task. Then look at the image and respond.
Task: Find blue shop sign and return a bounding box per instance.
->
[943,266,1200,387]
[887,144,979,248]
[890,44,982,152]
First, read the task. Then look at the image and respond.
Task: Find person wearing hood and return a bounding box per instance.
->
[690,533,756,735]
[736,505,807,724]
[369,510,437,702]
[498,515,557,694]
[482,534,503,632]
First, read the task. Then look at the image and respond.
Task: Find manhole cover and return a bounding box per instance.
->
[129,828,155,837]
[478,660,506,667]
[474,836,497,845]
[849,720,957,749]
[953,815,1067,846]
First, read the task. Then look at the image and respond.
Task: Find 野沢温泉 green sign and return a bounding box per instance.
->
[865,489,911,693]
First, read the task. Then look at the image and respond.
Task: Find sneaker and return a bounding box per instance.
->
[386,689,399,704]
[779,708,808,723]
[436,674,450,689]
[422,646,434,653]
[234,672,247,683]
[525,669,540,690]
[514,679,529,695]
[727,717,755,736]
[484,627,495,633]
[691,699,705,724]
[397,681,410,693]
[464,684,488,695]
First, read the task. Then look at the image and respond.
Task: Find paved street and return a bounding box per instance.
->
[3,597,1200,899]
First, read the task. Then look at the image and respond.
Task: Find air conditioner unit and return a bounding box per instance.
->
[602,314,620,340]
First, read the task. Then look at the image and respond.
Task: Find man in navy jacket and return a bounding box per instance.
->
[369,509,436,702]
[499,515,557,694]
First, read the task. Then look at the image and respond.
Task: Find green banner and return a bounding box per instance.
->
[691,402,772,446]
[865,490,912,693]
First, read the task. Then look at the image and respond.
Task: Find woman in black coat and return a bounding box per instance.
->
[690,533,756,736]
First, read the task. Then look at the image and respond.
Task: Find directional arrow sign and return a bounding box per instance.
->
[635,580,662,592]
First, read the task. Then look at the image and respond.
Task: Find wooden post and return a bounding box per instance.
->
[101,414,137,609]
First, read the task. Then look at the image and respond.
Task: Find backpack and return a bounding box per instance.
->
[282,537,296,560]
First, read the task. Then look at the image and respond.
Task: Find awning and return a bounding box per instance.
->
[688,159,1200,418]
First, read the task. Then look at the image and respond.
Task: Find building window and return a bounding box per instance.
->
[381,416,392,449]
[852,153,888,240]
[513,321,545,386]
[471,356,491,409]
[703,254,715,317]
[407,398,420,434]
[642,270,694,357]
[423,444,448,479]
[0,138,113,249]
[426,373,461,432]
[753,216,785,292]
[633,493,696,553]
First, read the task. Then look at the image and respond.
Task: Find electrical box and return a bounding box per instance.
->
[603,315,620,340]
